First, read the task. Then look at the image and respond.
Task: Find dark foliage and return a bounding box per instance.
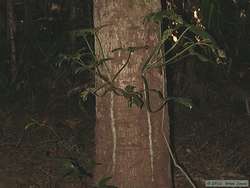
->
[0,0,93,111]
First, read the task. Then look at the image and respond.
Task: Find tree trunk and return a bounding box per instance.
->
[6,0,17,82]
[94,1,172,188]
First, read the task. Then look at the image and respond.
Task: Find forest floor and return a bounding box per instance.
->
[173,104,250,188]
[0,85,250,188]
[0,97,95,188]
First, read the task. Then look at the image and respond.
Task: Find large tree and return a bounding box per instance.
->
[94,1,172,187]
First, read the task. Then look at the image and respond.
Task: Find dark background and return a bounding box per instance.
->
[0,0,250,187]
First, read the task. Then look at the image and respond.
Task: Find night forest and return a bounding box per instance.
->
[0,0,250,187]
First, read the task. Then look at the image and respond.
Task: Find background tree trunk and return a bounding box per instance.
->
[6,0,17,82]
[94,1,172,187]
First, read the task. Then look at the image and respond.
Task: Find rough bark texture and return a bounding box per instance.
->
[94,1,172,187]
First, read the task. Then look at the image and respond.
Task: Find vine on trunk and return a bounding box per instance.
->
[62,7,226,187]
[73,9,224,112]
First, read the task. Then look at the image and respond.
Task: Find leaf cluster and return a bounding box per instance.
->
[66,8,224,112]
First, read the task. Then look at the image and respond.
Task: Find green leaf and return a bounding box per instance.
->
[217,49,226,59]
[95,176,117,188]
[98,177,112,186]
[131,95,144,108]
[24,122,37,130]
[24,119,41,130]
[162,29,174,42]
[168,97,193,110]
[124,85,136,92]
[188,25,217,47]
[80,89,93,103]
[62,159,75,170]
[124,85,144,108]
[74,67,84,74]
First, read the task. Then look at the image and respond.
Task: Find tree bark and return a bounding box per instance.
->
[94,1,172,187]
